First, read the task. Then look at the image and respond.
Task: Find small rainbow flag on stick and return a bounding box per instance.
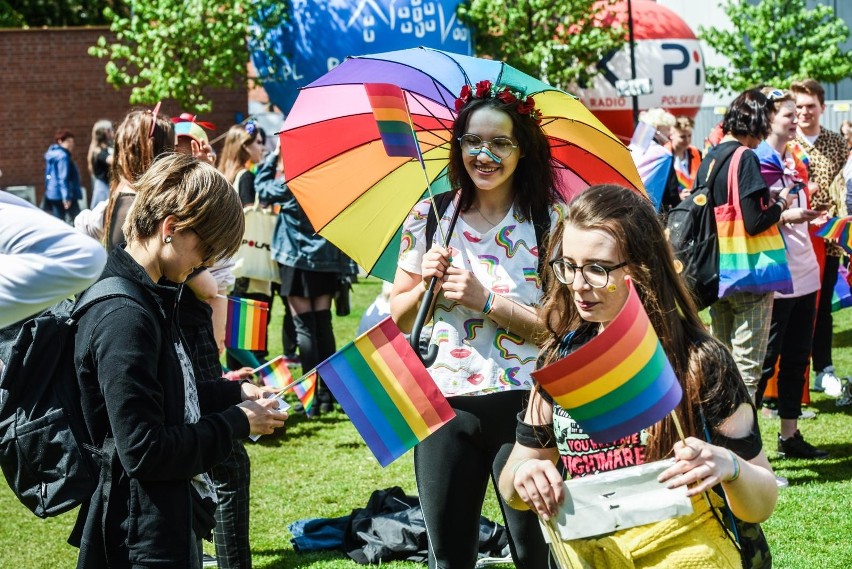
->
[253,355,292,388]
[292,371,317,416]
[317,316,456,467]
[531,280,682,444]
[815,216,852,256]
[225,296,269,351]
[364,83,421,160]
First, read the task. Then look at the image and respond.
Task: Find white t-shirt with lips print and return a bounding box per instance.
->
[398,196,565,396]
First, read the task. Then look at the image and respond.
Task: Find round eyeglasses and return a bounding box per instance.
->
[549,258,628,288]
[457,133,519,159]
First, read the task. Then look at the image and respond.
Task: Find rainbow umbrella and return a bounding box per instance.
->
[280,47,645,281]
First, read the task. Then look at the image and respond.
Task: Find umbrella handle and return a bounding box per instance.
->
[409,277,440,367]
[409,196,462,367]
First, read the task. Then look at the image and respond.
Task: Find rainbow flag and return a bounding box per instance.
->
[674,168,693,191]
[531,280,682,444]
[316,316,455,466]
[254,356,292,388]
[225,296,269,350]
[292,371,317,416]
[816,216,852,256]
[364,83,421,159]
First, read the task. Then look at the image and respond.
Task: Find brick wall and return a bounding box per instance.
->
[0,27,248,204]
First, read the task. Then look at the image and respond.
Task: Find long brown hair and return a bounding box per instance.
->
[538,184,746,460]
[448,86,561,220]
[102,109,175,245]
[217,123,258,184]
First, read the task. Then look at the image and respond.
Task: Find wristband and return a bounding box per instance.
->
[511,457,534,475]
[482,291,496,314]
[725,450,740,482]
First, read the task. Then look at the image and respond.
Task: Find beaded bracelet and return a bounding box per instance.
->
[725,449,740,482]
[482,291,496,314]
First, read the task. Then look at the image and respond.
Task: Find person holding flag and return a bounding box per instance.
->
[498,185,777,565]
[390,80,563,569]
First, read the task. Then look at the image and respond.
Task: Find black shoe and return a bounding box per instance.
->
[777,430,830,459]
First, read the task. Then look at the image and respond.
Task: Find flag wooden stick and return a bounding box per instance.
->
[541,519,575,569]
[669,409,687,443]
[250,355,285,374]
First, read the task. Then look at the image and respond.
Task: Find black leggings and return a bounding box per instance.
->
[812,255,839,371]
[292,309,336,403]
[414,390,550,569]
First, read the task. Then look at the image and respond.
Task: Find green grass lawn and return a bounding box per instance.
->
[1,276,851,568]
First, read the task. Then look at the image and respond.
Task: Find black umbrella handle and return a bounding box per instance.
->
[410,199,462,367]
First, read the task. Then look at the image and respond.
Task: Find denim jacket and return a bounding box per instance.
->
[44,143,82,202]
[255,150,357,274]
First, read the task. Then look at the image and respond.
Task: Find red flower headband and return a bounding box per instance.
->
[454,80,542,124]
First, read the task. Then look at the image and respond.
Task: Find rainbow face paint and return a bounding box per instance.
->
[468,146,503,163]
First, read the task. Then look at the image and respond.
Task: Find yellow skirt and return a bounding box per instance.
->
[553,493,740,569]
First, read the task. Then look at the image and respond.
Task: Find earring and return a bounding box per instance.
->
[606,283,617,292]
[165,235,173,244]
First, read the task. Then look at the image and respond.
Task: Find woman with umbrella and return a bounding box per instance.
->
[390,80,563,569]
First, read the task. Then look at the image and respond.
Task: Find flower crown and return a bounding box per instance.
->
[455,80,542,124]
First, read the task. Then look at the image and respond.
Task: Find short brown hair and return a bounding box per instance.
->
[673,116,695,131]
[124,153,244,263]
[54,129,74,142]
[790,78,825,105]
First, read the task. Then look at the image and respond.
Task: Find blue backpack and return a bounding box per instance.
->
[0,277,142,517]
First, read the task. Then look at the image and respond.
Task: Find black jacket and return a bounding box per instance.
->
[72,246,249,568]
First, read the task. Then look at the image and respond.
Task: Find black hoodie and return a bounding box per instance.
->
[72,246,249,568]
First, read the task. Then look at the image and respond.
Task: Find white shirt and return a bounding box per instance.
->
[398,197,563,396]
[0,191,107,327]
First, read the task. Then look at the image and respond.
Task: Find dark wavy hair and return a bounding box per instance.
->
[722,89,773,139]
[537,184,748,460]
[447,89,561,220]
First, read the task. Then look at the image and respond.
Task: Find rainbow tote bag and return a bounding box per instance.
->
[715,146,792,298]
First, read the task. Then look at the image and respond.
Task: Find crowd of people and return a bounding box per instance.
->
[0,76,850,567]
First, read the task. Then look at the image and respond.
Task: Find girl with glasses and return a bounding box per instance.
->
[498,184,778,566]
[390,80,562,569]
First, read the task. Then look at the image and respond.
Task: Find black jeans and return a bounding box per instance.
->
[414,390,549,569]
[758,292,817,418]
[812,255,839,371]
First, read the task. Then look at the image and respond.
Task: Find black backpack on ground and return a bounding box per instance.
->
[425,191,552,279]
[666,145,737,310]
[0,276,143,518]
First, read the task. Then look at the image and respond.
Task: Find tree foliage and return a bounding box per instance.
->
[89,1,287,113]
[457,0,626,91]
[699,0,852,93]
[0,0,125,27]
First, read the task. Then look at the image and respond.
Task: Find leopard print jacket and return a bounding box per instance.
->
[796,128,848,257]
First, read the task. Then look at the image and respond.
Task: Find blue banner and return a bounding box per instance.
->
[250,0,472,114]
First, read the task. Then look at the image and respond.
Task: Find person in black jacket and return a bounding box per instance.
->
[72,154,288,569]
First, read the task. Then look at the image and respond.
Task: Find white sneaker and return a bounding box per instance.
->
[815,366,843,397]
[837,380,852,407]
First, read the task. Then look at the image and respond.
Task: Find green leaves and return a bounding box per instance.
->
[458,0,626,91]
[699,0,852,93]
[89,0,288,113]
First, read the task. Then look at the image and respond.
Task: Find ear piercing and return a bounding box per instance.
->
[165,235,173,244]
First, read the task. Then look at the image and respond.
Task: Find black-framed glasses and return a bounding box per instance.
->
[549,258,628,288]
[457,133,519,159]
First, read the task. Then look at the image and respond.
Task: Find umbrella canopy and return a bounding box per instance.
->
[281,47,645,281]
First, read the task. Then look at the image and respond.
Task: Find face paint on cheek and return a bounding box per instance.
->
[469,147,503,164]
